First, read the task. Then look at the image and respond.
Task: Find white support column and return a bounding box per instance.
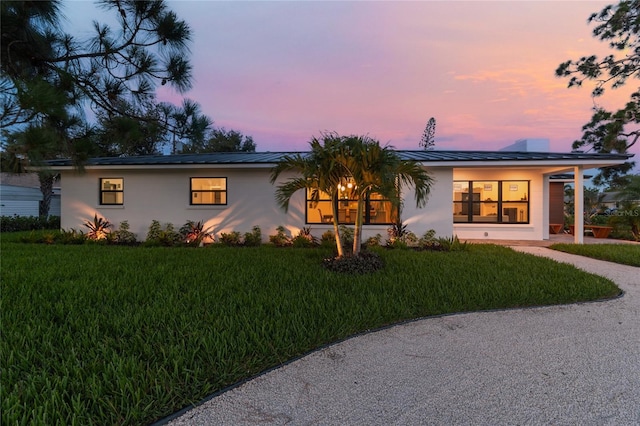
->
[574,166,584,244]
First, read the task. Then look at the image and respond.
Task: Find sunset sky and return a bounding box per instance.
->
[64,1,638,164]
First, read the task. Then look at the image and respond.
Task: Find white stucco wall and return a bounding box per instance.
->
[59,166,456,243]
[400,167,454,239]
[59,164,550,242]
[60,167,309,241]
[452,168,547,241]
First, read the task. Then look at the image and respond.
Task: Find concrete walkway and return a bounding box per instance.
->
[166,244,640,426]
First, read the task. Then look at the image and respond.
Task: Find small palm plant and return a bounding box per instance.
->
[84,214,112,240]
[180,220,213,246]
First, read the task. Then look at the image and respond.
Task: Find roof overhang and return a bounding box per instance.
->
[45,150,633,172]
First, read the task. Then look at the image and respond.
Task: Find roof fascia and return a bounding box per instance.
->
[51,163,278,171]
[428,159,629,168]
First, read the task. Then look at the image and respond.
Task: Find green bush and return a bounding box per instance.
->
[0,215,60,232]
[320,229,336,248]
[144,220,181,247]
[338,225,354,249]
[57,229,88,245]
[436,235,470,252]
[269,225,291,247]
[291,227,318,248]
[365,233,383,247]
[219,231,242,246]
[112,221,138,245]
[243,226,262,247]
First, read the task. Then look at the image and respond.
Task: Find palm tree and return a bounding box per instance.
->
[270,133,351,257]
[271,133,434,257]
[341,136,433,254]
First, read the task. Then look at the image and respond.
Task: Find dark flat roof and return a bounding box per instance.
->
[46,150,632,167]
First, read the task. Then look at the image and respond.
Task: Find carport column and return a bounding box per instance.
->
[574,166,584,244]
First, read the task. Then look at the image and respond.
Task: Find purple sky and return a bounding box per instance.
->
[65,1,638,163]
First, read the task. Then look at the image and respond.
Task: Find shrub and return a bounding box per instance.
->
[219,231,242,247]
[58,229,87,245]
[0,215,60,232]
[269,226,291,247]
[112,221,138,245]
[291,227,318,248]
[146,220,163,242]
[39,231,58,245]
[436,235,470,252]
[83,214,112,240]
[144,220,181,247]
[320,230,336,248]
[416,229,446,251]
[386,221,417,248]
[242,226,261,247]
[180,220,213,247]
[338,225,354,250]
[364,233,383,247]
[607,203,640,241]
[386,219,408,245]
[322,250,385,274]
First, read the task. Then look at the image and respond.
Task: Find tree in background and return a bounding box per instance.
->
[1,0,194,215]
[0,116,95,215]
[95,106,167,156]
[556,0,639,186]
[192,128,256,153]
[2,0,192,129]
[160,99,212,154]
[419,117,436,150]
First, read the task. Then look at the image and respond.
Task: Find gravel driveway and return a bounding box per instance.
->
[164,247,640,426]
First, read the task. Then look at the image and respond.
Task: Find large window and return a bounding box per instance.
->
[453,180,529,223]
[191,178,227,205]
[100,178,124,205]
[306,179,395,225]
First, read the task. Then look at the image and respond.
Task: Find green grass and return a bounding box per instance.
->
[550,243,640,267]
[1,233,620,425]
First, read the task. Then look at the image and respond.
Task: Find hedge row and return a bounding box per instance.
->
[0,215,60,233]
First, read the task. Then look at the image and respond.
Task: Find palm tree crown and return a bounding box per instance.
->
[271,132,434,257]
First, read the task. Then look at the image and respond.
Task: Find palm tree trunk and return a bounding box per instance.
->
[352,196,365,255]
[38,172,56,217]
[331,192,344,257]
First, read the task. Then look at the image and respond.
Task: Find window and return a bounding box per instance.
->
[191,178,227,205]
[100,178,124,205]
[306,179,396,225]
[453,180,529,223]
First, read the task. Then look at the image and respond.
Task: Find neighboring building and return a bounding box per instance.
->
[0,173,62,217]
[46,145,631,243]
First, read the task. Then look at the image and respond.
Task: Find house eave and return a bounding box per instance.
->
[44,150,633,171]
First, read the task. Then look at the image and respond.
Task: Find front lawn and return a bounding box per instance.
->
[1,235,620,425]
[550,243,640,267]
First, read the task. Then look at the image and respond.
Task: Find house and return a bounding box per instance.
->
[0,173,61,217]
[46,142,631,244]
